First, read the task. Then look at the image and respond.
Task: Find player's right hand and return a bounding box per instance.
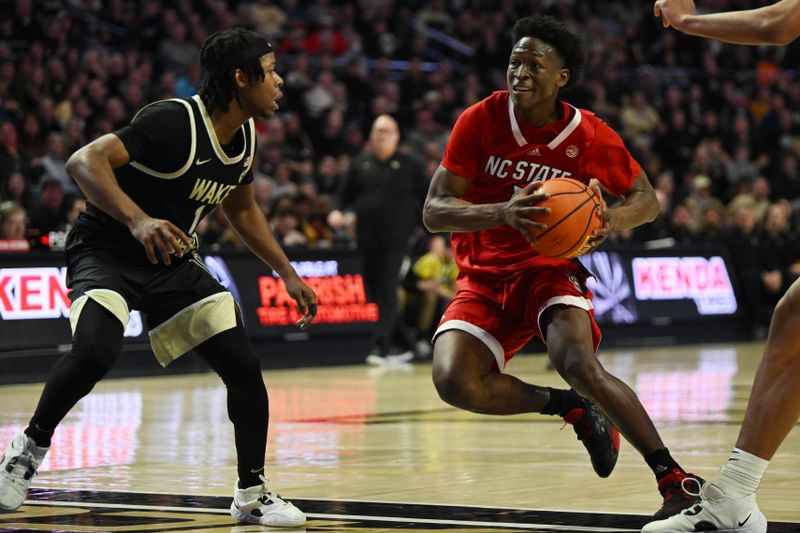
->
[501,181,550,246]
[130,217,194,265]
[654,0,696,29]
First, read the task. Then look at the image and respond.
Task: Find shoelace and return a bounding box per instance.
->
[254,474,285,505]
[680,476,704,497]
[662,474,702,500]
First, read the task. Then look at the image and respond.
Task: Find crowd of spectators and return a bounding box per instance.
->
[1,0,799,333]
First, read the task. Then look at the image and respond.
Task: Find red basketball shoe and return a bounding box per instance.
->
[563,398,620,478]
[653,468,705,520]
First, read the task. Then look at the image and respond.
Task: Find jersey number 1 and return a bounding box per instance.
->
[188,205,205,235]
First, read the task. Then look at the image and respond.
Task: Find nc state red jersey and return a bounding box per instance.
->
[441,91,642,277]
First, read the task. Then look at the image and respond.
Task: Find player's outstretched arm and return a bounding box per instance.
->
[222,184,317,329]
[65,134,193,265]
[422,164,550,245]
[655,0,800,45]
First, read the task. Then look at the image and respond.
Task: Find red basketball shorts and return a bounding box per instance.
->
[433,262,602,371]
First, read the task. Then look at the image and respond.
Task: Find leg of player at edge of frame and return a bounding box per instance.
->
[642,279,800,533]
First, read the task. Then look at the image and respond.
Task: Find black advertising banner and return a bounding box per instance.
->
[0,248,377,351]
[0,244,740,352]
[0,256,86,350]
[204,249,378,337]
[580,244,740,326]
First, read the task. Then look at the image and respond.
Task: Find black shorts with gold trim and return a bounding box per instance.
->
[65,230,237,366]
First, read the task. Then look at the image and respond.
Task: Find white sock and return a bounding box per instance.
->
[715,448,769,499]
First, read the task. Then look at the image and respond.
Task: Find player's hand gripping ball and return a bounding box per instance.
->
[527,178,604,259]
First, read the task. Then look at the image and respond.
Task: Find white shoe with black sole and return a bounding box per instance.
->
[230,476,306,527]
[0,432,49,511]
[642,482,767,533]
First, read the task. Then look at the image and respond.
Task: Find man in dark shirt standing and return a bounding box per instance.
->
[328,115,427,365]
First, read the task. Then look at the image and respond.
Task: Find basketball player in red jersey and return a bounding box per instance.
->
[423,14,700,519]
[644,1,800,532]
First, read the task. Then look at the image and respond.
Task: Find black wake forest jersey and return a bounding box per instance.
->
[73,95,256,264]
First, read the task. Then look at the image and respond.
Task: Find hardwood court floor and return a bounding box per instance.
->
[1,342,799,532]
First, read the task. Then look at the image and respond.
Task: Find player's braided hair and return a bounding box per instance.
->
[511,15,585,91]
[197,28,269,113]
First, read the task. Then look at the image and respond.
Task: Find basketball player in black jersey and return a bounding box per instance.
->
[0,29,314,527]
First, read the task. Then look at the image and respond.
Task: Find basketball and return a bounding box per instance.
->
[527,178,604,259]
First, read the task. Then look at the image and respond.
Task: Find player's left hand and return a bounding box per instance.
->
[654,0,696,29]
[586,208,617,248]
[284,275,318,329]
[584,183,615,250]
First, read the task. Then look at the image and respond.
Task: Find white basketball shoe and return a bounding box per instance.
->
[642,481,767,533]
[0,432,49,510]
[230,476,306,527]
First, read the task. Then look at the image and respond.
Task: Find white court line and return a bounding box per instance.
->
[29,487,649,517]
[22,500,639,532]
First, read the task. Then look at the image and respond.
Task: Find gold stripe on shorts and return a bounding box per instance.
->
[148,292,236,367]
[70,289,130,334]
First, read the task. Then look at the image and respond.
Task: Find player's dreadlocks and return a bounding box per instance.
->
[197,28,272,113]
[511,15,585,91]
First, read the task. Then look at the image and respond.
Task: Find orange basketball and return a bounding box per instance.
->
[527,178,604,259]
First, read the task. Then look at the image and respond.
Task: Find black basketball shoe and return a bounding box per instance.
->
[653,468,705,520]
[562,398,620,478]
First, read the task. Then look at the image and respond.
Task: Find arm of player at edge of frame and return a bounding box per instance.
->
[654,0,800,46]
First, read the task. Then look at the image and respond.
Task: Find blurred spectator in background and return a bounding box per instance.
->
[329,114,427,365]
[0,201,27,248]
[250,0,287,40]
[724,145,760,187]
[293,193,331,247]
[0,170,35,212]
[758,201,800,320]
[727,175,771,222]
[404,235,458,359]
[252,175,273,215]
[36,132,76,194]
[272,163,299,199]
[269,199,307,247]
[0,120,30,181]
[723,205,763,321]
[751,176,773,221]
[620,91,661,149]
[28,177,65,244]
[696,203,725,243]
[62,195,86,230]
[668,203,697,245]
[282,111,314,164]
[684,174,725,232]
[158,23,198,76]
